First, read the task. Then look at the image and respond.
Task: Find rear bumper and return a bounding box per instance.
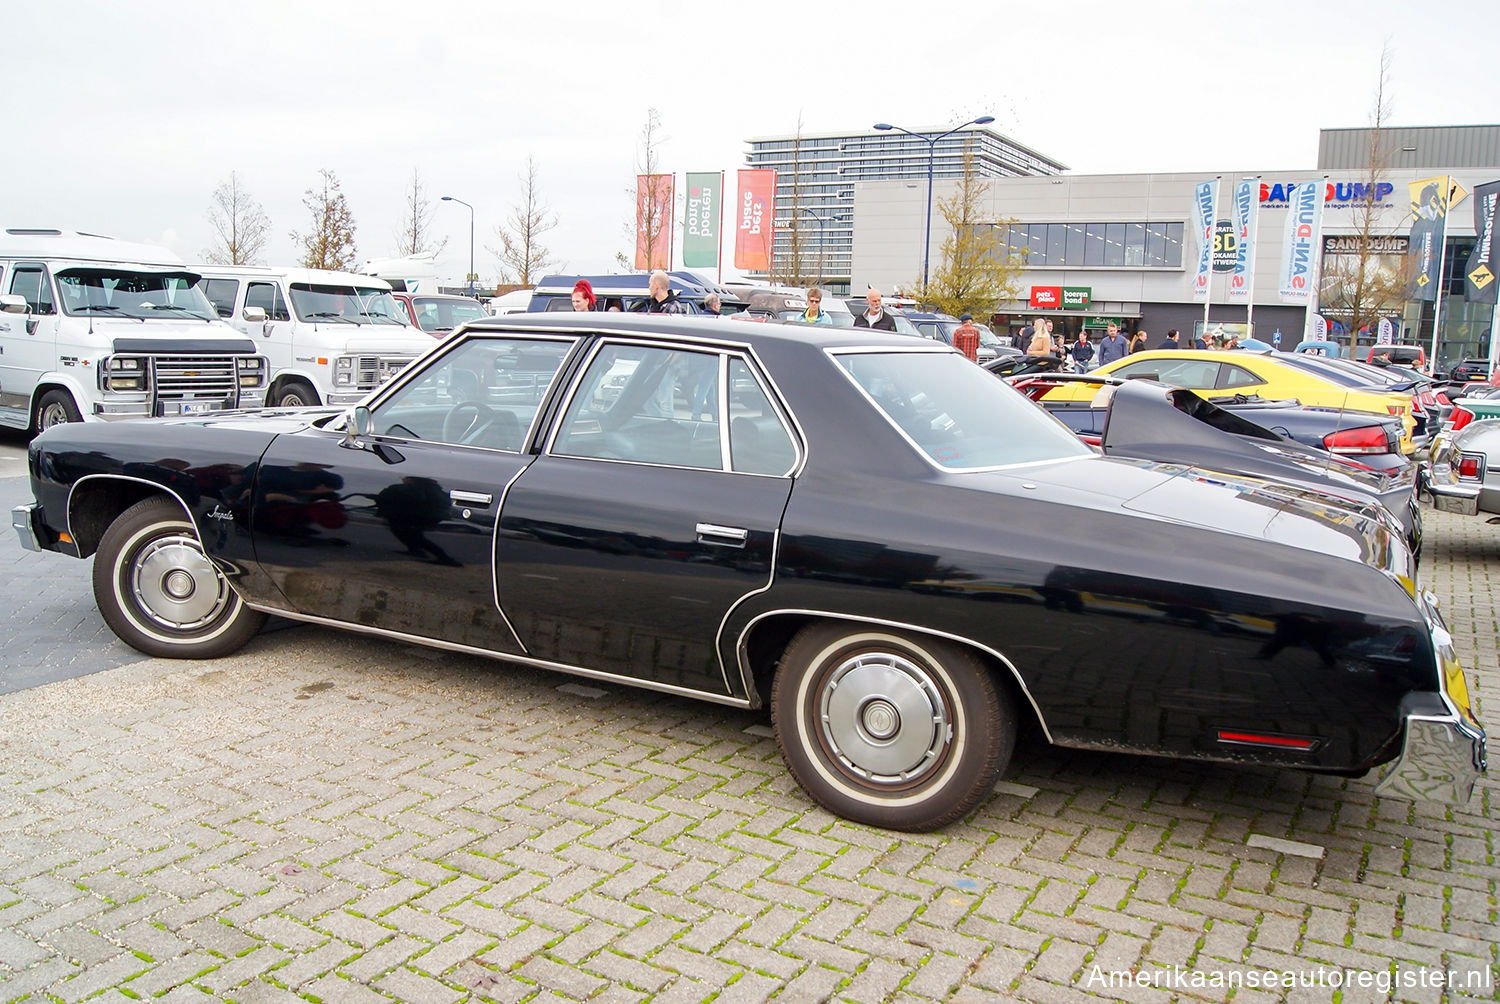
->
[1421,432,1483,515]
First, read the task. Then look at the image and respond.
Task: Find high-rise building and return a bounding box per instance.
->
[742,126,1068,294]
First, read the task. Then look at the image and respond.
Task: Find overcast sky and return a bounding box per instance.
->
[6,0,1496,288]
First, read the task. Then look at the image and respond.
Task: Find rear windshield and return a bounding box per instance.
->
[834,350,1091,470]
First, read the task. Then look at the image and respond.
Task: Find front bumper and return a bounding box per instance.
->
[1373,590,1487,805]
[11,503,42,552]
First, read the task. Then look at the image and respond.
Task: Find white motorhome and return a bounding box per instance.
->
[0,229,268,431]
[194,265,436,407]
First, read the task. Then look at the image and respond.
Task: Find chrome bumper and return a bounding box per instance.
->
[1420,434,1482,515]
[11,502,42,552]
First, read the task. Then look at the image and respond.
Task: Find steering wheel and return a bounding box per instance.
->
[442,401,497,443]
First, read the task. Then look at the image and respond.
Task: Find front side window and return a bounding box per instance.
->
[7,264,55,315]
[553,343,727,470]
[1113,358,1223,389]
[835,350,1091,469]
[370,336,575,450]
[245,282,290,321]
[56,269,215,320]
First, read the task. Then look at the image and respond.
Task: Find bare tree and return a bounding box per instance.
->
[771,116,811,287]
[488,156,557,285]
[202,172,271,265]
[923,143,1025,318]
[1318,43,1412,340]
[631,108,673,271]
[392,168,447,258]
[291,169,358,271]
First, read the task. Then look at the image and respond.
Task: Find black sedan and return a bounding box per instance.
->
[13,314,1486,830]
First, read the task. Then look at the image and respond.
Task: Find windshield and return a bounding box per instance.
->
[411,296,489,332]
[289,283,409,325]
[56,269,217,320]
[834,350,1092,469]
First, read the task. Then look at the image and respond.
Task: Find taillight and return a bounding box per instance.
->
[1457,455,1483,480]
[1387,405,1403,416]
[1420,391,1437,407]
[1451,407,1475,432]
[1436,392,1452,406]
[1323,426,1391,454]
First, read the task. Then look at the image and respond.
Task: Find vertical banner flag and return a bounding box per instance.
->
[1407,176,1453,302]
[1278,180,1325,301]
[1227,178,1259,302]
[734,169,777,271]
[1191,179,1218,301]
[682,172,721,269]
[634,174,675,271]
[1464,179,1500,304]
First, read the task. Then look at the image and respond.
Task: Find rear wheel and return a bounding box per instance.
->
[771,623,1015,831]
[34,389,81,432]
[92,497,265,658]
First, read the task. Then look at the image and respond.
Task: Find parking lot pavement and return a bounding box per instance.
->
[0,508,1495,1003]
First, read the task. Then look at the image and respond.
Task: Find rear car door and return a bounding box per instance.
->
[496,339,798,698]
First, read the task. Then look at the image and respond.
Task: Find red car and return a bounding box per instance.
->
[390,292,491,338]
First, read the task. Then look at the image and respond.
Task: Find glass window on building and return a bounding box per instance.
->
[1104,223,1126,267]
[1124,223,1147,266]
[1084,225,1107,267]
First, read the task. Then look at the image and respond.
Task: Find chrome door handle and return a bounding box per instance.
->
[450,490,493,507]
[696,522,748,546]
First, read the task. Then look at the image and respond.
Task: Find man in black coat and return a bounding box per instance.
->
[853,288,898,330]
[1156,328,1182,350]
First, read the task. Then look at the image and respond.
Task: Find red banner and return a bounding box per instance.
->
[635,174,674,270]
[734,169,776,271]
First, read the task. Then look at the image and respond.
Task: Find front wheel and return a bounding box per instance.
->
[272,380,318,408]
[771,624,1015,831]
[34,389,81,432]
[92,497,265,658]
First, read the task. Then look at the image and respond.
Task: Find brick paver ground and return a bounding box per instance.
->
[0,506,1495,1002]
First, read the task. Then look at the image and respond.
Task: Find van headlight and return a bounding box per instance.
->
[335,356,354,386]
[237,356,267,387]
[102,355,147,391]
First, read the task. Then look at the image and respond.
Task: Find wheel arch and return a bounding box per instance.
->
[66,475,196,558]
[266,372,322,407]
[736,609,1053,742]
[30,377,91,426]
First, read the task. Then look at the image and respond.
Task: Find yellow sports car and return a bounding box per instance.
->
[1048,350,1417,453]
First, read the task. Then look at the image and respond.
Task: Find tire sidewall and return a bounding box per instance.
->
[35,390,81,432]
[276,381,317,408]
[772,624,1013,831]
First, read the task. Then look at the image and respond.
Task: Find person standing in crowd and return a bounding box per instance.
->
[952,313,982,361]
[1156,328,1182,350]
[1192,327,1208,350]
[802,288,833,325]
[1129,329,1150,354]
[642,270,689,314]
[570,279,596,312]
[1222,333,1240,351]
[1096,322,1129,367]
[854,288,897,330]
[702,293,722,316]
[1069,330,1095,371]
[1026,329,1054,356]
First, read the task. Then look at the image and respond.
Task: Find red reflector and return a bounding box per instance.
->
[1217,731,1317,750]
[1458,455,1482,479]
[1323,425,1388,454]
[1451,407,1475,432]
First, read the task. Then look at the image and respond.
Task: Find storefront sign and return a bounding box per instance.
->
[1061,286,1091,308]
[1322,235,1409,255]
[1029,285,1061,308]
[1260,181,1397,207]
[1029,286,1091,309]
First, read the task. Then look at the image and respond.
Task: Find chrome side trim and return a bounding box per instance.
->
[238,602,752,709]
[714,527,782,699]
[490,463,533,654]
[734,607,1054,742]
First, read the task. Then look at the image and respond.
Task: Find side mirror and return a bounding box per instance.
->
[0,293,27,314]
[242,306,267,322]
[341,405,373,450]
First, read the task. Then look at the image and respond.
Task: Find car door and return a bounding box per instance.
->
[496,340,798,697]
[244,280,292,376]
[250,333,579,654]
[0,262,60,425]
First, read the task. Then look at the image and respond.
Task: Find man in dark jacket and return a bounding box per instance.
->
[1156,328,1182,350]
[642,270,690,314]
[1095,322,1129,366]
[853,288,898,330]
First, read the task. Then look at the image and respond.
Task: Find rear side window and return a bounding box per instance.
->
[199,279,240,318]
[246,281,290,321]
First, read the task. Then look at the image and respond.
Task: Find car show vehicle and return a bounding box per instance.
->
[390,291,490,337]
[1367,343,1427,369]
[195,265,435,409]
[1447,358,1491,382]
[0,229,268,432]
[1424,417,1500,520]
[12,314,1485,831]
[1049,349,1419,454]
[1273,353,1437,448]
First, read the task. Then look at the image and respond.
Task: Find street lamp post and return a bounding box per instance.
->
[799,208,849,288]
[873,115,995,300]
[440,195,475,297]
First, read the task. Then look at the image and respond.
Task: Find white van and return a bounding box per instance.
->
[194,265,436,408]
[0,229,268,432]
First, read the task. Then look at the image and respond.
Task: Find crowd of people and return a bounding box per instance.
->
[1019,317,1242,371]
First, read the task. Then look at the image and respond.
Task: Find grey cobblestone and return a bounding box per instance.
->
[0,505,1497,1001]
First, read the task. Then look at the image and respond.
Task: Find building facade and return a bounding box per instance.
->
[742,127,1066,295]
[851,125,1499,372]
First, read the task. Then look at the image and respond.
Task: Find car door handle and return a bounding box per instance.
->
[696,522,748,547]
[450,490,493,507]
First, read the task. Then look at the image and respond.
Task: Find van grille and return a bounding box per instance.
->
[354,355,413,392]
[153,356,238,400]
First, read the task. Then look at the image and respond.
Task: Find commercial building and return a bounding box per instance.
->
[742,126,1067,295]
[850,124,1500,372]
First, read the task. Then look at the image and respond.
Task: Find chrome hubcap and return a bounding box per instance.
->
[40,404,70,428]
[819,652,950,784]
[131,536,229,630]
